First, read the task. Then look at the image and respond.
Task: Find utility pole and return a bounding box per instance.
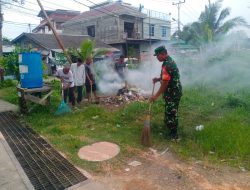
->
[28,23,31,33]
[0,0,3,56]
[172,0,185,41]
[208,0,211,6]
[148,9,151,50]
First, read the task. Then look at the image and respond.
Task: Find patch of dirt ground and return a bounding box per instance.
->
[91,149,250,190]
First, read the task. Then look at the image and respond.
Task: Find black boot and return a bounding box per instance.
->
[169,128,178,140]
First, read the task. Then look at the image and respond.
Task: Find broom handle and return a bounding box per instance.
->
[61,83,64,100]
[148,83,155,113]
[90,84,93,103]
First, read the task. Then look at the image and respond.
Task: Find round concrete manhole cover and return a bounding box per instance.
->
[78,142,120,161]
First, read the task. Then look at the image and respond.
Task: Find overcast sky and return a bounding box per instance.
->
[2,0,250,39]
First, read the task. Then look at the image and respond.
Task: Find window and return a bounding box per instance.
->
[56,22,62,30]
[87,25,95,37]
[149,24,155,37]
[162,26,167,37]
[124,22,134,38]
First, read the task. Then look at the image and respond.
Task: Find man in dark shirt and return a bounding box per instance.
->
[85,57,99,103]
[115,55,126,80]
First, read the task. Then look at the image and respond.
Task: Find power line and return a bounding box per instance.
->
[2,0,81,25]
[3,22,36,30]
[151,0,177,3]
[41,0,73,10]
[71,0,118,17]
[26,0,81,12]
[2,0,173,40]
[2,1,81,34]
[25,0,55,11]
[3,6,38,17]
[3,8,38,17]
[181,6,197,22]
[62,1,172,40]
[1,2,39,16]
[184,3,200,16]
[4,20,37,26]
[85,0,118,16]
[1,1,36,12]
[172,0,185,34]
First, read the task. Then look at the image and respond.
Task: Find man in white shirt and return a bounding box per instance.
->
[55,65,75,106]
[71,58,86,104]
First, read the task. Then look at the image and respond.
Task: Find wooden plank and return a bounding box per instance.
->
[24,94,46,105]
[39,90,54,105]
[17,85,52,93]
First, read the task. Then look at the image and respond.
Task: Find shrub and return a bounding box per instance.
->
[225,94,246,108]
[0,79,17,89]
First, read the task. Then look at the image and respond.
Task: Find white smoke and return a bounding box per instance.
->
[179,33,250,92]
[94,59,123,95]
[94,33,249,95]
[94,44,163,95]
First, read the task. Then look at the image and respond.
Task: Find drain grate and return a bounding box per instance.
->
[0,112,87,190]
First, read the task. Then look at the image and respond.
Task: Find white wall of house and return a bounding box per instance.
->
[143,17,171,40]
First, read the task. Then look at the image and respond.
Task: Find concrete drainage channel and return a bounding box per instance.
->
[0,111,87,190]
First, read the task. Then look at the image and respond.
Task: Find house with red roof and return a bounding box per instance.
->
[32,9,81,34]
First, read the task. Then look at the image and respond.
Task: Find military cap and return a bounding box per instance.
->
[154,46,167,56]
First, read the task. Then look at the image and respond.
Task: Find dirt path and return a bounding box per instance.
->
[92,149,250,190]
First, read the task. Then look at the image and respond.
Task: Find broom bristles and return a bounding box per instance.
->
[141,114,152,146]
[141,83,154,147]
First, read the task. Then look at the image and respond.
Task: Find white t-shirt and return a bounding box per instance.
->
[70,63,86,86]
[55,69,74,88]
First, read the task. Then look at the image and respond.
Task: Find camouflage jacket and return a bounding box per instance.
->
[160,56,182,100]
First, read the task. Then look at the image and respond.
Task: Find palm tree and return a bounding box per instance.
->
[180,0,247,47]
[200,0,246,40]
[67,39,109,62]
[179,22,204,47]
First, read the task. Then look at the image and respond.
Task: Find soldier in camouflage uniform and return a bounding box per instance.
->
[150,46,182,139]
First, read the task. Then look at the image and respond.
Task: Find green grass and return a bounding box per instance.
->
[196,108,250,165]
[0,82,249,171]
[173,87,250,168]
[0,80,19,104]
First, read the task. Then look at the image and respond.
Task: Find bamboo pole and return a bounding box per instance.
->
[36,0,72,64]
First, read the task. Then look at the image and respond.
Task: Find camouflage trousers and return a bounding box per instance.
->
[164,96,180,130]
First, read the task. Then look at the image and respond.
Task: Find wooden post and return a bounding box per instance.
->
[18,89,28,114]
[0,0,3,56]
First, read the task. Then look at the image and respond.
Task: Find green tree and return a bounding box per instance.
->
[2,37,11,44]
[0,45,31,80]
[180,0,247,47]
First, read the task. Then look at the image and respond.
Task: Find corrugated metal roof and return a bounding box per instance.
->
[37,9,80,18]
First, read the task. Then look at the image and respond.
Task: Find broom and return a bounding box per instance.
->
[55,84,72,115]
[141,83,155,147]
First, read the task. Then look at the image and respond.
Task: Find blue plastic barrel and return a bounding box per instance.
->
[19,52,43,88]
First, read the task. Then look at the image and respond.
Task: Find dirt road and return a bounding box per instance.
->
[93,149,250,190]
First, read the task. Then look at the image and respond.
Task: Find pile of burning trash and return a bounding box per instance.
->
[100,85,148,107]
